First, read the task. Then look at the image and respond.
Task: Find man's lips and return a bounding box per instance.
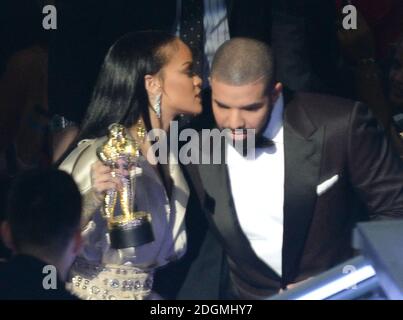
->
[229,130,248,140]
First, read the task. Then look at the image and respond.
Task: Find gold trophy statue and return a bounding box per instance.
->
[97,123,154,249]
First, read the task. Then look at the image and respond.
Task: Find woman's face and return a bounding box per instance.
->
[159,39,202,117]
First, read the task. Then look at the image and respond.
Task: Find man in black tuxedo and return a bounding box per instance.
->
[177,38,403,299]
[0,168,82,300]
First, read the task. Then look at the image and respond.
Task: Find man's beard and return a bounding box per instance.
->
[223,113,273,156]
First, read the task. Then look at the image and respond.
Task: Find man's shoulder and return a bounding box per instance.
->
[289,92,357,113]
[0,256,78,300]
[285,92,361,125]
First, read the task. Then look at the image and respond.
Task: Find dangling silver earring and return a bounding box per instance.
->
[153,93,162,119]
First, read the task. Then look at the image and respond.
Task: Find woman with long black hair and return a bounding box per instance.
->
[59,30,202,300]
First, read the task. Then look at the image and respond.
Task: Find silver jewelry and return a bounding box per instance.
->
[153,94,162,119]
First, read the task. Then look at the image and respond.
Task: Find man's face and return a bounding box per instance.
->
[211,77,282,141]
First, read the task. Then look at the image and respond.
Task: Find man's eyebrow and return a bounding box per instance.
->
[214,99,263,110]
[214,99,231,108]
[241,102,264,110]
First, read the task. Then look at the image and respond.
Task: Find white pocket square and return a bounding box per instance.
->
[316,174,339,196]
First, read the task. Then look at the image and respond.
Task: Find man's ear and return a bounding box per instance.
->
[144,74,161,96]
[1,221,16,252]
[271,82,283,103]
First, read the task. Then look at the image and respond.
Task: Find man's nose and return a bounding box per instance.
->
[228,110,244,129]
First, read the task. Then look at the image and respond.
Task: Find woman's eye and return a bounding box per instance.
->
[185,64,195,76]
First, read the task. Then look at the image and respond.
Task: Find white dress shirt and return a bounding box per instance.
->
[227,94,285,276]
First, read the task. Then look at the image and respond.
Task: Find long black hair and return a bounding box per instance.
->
[76,30,177,142]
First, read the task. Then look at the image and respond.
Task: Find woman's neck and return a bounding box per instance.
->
[128,108,176,164]
[149,106,176,132]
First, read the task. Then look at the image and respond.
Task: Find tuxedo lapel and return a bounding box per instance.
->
[282,100,323,283]
[197,140,236,247]
[168,153,190,252]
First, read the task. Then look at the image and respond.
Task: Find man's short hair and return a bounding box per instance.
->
[6,168,82,258]
[210,37,276,89]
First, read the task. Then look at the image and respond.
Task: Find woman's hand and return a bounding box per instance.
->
[90,160,122,201]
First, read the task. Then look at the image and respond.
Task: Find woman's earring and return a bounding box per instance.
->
[153,93,162,119]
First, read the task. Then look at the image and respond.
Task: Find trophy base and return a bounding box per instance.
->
[109,213,154,249]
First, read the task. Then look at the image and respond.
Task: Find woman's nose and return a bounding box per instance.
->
[193,74,202,87]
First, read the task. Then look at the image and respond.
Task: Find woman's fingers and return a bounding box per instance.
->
[91,160,124,193]
[94,181,119,193]
[92,161,111,174]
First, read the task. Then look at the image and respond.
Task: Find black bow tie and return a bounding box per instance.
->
[230,136,274,157]
[225,134,274,157]
[255,136,274,148]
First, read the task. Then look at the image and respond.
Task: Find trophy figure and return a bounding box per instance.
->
[97,123,154,249]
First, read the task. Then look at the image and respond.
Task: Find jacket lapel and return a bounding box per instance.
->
[168,153,190,252]
[282,98,323,283]
[197,138,236,243]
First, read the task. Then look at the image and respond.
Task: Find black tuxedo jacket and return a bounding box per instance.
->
[0,255,78,300]
[177,92,403,299]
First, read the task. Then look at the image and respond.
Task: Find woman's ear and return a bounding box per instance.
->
[144,75,161,96]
